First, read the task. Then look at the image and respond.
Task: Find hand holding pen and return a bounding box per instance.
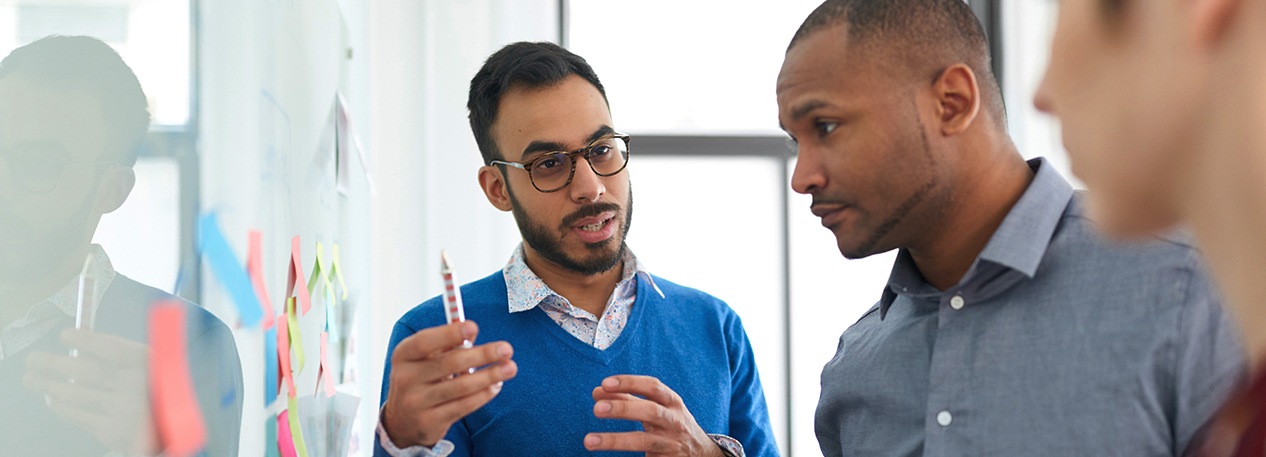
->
[378,250,518,448]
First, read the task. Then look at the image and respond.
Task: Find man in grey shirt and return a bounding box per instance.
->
[775,0,1245,455]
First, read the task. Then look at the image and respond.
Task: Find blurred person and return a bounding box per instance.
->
[777,0,1244,455]
[375,42,778,457]
[0,36,241,456]
[1033,0,1266,454]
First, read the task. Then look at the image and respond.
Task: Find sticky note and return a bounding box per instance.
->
[317,332,336,398]
[265,326,278,406]
[325,293,337,344]
[277,409,298,457]
[266,417,280,457]
[148,301,208,457]
[331,243,349,300]
[287,395,310,457]
[287,297,305,374]
[277,316,296,399]
[248,230,275,329]
[287,236,312,315]
[198,214,263,327]
[307,242,334,300]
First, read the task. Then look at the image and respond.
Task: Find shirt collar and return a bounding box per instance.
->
[502,243,663,314]
[2,245,117,335]
[879,158,1074,319]
[47,244,117,318]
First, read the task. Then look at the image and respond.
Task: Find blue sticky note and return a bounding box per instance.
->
[198,213,263,327]
[265,326,278,406]
[265,414,280,457]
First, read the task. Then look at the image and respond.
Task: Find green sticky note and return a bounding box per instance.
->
[287,396,309,457]
[287,298,305,373]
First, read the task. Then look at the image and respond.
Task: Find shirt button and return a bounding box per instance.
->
[937,410,953,426]
[950,295,965,310]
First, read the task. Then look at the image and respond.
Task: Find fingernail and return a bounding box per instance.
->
[497,344,512,358]
[603,377,619,388]
[501,362,516,376]
[595,401,611,414]
[585,435,600,447]
[491,382,503,394]
[462,322,477,339]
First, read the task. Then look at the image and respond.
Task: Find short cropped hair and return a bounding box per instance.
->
[467,42,608,165]
[789,0,1005,127]
[0,35,151,166]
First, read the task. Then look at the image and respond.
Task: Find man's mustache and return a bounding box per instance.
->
[559,202,622,230]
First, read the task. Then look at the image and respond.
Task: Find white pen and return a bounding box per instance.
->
[440,250,473,350]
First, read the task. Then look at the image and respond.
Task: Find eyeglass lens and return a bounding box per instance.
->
[528,136,628,191]
[2,149,67,193]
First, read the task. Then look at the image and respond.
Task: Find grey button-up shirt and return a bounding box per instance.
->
[815,158,1245,457]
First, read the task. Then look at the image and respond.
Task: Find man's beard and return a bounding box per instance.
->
[507,186,633,276]
[0,192,96,282]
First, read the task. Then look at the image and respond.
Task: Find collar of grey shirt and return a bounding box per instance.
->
[878,157,1075,319]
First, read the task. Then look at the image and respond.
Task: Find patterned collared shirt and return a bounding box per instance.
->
[0,245,116,360]
[502,243,662,349]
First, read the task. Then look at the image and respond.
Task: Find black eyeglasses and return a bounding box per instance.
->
[491,133,631,193]
[0,148,115,194]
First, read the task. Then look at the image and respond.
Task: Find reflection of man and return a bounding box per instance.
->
[776,1,1243,456]
[375,42,778,457]
[0,36,241,456]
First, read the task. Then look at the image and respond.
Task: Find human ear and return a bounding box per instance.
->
[478,165,514,212]
[94,166,134,214]
[933,63,981,137]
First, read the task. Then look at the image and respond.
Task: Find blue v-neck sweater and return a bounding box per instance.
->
[377,272,778,457]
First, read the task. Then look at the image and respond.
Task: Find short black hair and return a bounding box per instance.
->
[0,35,151,166]
[788,0,1005,127]
[467,41,608,165]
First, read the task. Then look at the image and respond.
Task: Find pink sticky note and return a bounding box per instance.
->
[277,316,297,399]
[148,301,208,457]
[277,410,299,457]
[317,332,336,398]
[248,230,275,329]
[287,236,312,315]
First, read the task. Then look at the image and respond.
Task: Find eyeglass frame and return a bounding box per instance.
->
[0,151,118,194]
[490,133,631,193]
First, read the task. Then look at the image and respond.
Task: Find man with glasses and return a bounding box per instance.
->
[374,42,778,457]
[0,36,241,456]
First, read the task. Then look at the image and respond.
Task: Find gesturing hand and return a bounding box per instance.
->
[585,375,725,457]
[24,329,157,456]
[380,321,517,448]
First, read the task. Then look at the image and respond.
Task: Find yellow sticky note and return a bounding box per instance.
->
[307,242,334,299]
[287,297,305,374]
[287,395,309,457]
[331,243,349,300]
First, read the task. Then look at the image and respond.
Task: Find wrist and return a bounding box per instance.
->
[379,404,436,448]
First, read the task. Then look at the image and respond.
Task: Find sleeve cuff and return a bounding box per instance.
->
[708,434,745,457]
[376,415,454,457]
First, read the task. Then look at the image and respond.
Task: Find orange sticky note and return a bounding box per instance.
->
[277,314,296,399]
[148,301,208,457]
[248,230,275,329]
[277,409,299,457]
[287,236,312,315]
[317,332,335,398]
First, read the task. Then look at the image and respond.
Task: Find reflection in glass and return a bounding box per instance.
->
[0,35,240,457]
